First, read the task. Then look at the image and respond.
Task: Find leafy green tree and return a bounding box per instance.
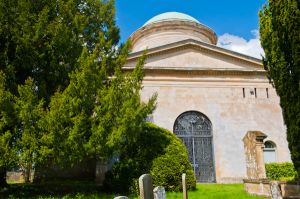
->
[259,0,300,176]
[0,0,119,101]
[37,45,109,167]
[16,78,45,183]
[0,0,120,186]
[90,54,157,161]
[0,72,17,187]
[37,40,156,180]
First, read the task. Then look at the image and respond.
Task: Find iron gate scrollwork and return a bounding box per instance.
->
[173,111,216,183]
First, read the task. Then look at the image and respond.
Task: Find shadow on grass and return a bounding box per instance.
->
[0,182,266,199]
[0,181,129,199]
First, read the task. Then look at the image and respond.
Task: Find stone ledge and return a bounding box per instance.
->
[243,179,270,184]
[243,179,271,196]
[244,179,300,198]
[278,181,300,199]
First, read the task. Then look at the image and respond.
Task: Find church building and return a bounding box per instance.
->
[124,12,291,183]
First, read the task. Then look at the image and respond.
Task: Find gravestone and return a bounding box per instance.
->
[153,186,166,199]
[182,173,188,199]
[114,196,128,199]
[139,174,154,199]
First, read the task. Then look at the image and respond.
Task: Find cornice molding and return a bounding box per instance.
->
[130,21,218,46]
[126,39,263,69]
[123,66,267,77]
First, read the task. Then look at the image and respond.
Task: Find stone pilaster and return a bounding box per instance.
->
[243,131,267,179]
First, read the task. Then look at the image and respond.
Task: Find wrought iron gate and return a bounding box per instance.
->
[174,111,215,183]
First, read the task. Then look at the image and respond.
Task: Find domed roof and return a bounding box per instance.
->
[143,12,200,26]
[131,12,218,52]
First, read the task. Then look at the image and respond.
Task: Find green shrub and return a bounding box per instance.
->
[104,123,196,193]
[150,139,196,191]
[265,162,297,180]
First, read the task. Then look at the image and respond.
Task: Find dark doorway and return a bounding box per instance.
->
[173,111,216,183]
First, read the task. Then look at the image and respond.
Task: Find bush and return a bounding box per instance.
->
[104,123,196,193]
[265,162,297,181]
[150,128,196,191]
[149,124,196,192]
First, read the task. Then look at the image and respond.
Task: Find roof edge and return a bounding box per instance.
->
[127,39,262,66]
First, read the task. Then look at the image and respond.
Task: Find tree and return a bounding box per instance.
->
[16,78,45,183]
[37,40,156,180]
[0,0,119,101]
[259,0,300,176]
[37,47,108,167]
[0,72,17,187]
[0,0,121,186]
[89,54,157,160]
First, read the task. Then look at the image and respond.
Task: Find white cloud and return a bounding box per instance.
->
[217,30,265,59]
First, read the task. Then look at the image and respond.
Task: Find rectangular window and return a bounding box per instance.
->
[243,88,245,98]
[266,88,269,98]
[254,88,257,98]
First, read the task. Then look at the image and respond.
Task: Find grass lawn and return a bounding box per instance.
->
[167,184,265,199]
[0,182,265,199]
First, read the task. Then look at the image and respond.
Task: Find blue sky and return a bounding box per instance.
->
[115,0,267,58]
[116,0,267,41]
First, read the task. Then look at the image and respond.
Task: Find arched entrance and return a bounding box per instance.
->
[173,111,216,183]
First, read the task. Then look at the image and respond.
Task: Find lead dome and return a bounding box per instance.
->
[143,12,200,26]
[130,12,218,52]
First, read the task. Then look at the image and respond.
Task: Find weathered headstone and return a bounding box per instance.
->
[153,186,166,199]
[114,196,128,199]
[139,174,154,199]
[182,173,188,199]
[270,181,283,199]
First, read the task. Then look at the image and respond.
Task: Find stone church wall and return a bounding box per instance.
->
[141,76,291,183]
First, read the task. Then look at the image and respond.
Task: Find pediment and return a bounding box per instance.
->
[124,39,263,72]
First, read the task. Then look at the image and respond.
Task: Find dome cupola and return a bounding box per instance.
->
[130,12,217,52]
[143,12,200,26]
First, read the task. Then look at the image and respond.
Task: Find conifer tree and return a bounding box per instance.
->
[39,40,156,178]
[259,0,300,176]
[0,0,125,186]
[16,78,45,183]
[0,72,17,187]
[0,0,119,101]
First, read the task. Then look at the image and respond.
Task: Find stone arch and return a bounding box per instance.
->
[173,111,216,183]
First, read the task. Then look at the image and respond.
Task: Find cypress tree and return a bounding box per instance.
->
[259,0,300,176]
